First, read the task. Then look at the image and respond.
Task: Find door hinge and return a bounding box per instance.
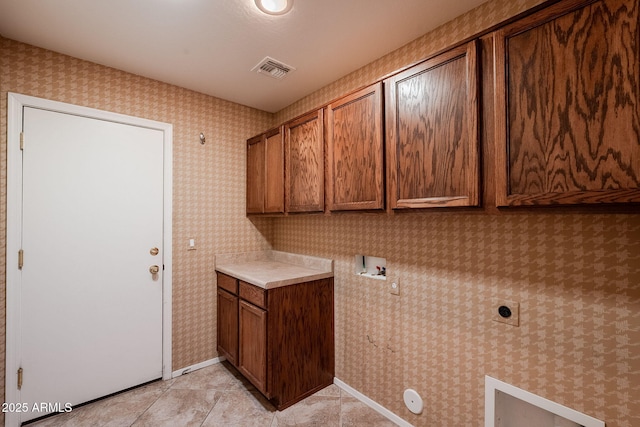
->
[17,367,23,390]
[20,132,24,151]
[18,249,24,270]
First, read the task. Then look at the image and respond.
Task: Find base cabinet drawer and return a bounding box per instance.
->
[239,281,267,308]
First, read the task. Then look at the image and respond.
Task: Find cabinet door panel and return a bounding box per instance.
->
[246,135,265,214]
[264,129,285,213]
[268,279,334,409]
[239,300,268,397]
[494,0,640,205]
[327,83,384,211]
[385,40,480,208]
[285,110,324,212]
[216,289,238,366]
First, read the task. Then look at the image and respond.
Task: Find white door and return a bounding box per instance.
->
[19,106,164,422]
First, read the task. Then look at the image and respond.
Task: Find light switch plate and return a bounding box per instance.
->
[493,299,519,326]
[390,281,400,296]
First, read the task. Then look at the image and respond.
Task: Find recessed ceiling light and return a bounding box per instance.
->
[255,0,293,16]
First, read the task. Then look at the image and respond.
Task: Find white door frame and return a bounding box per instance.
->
[5,93,173,427]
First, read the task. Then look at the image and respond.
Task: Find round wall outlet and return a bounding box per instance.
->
[498,305,512,318]
[403,388,423,414]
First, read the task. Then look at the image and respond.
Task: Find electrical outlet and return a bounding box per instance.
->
[493,299,519,326]
[390,281,400,296]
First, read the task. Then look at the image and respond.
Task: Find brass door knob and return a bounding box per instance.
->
[150,247,159,256]
[149,265,160,274]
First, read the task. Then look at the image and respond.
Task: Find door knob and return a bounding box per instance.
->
[150,247,159,256]
[149,265,160,274]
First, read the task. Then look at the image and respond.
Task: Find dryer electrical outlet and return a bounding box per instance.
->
[493,299,519,326]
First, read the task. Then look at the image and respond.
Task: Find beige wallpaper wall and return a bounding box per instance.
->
[0,35,275,416]
[273,213,640,426]
[270,0,640,426]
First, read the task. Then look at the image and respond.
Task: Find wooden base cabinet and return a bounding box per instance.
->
[216,289,238,366]
[239,300,268,395]
[216,272,334,410]
[216,274,239,366]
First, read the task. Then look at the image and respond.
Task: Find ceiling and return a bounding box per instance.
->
[0,0,489,112]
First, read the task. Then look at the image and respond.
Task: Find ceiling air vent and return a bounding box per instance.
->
[252,56,295,79]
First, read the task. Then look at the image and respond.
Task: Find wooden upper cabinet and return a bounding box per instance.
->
[385,40,480,209]
[285,109,325,213]
[326,83,384,211]
[246,128,284,215]
[494,0,640,206]
[246,134,265,214]
[264,129,285,213]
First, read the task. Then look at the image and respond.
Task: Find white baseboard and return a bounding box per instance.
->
[171,356,225,378]
[334,378,413,427]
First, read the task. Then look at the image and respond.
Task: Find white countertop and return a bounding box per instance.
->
[215,251,334,289]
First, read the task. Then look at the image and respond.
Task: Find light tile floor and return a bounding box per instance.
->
[28,362,397,426]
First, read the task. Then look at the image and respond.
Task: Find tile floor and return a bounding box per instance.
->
[27,362,397,426]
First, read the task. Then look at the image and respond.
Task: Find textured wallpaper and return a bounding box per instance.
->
[270,0,640,426]
[273,213,640,426]
[0,36,275,407]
